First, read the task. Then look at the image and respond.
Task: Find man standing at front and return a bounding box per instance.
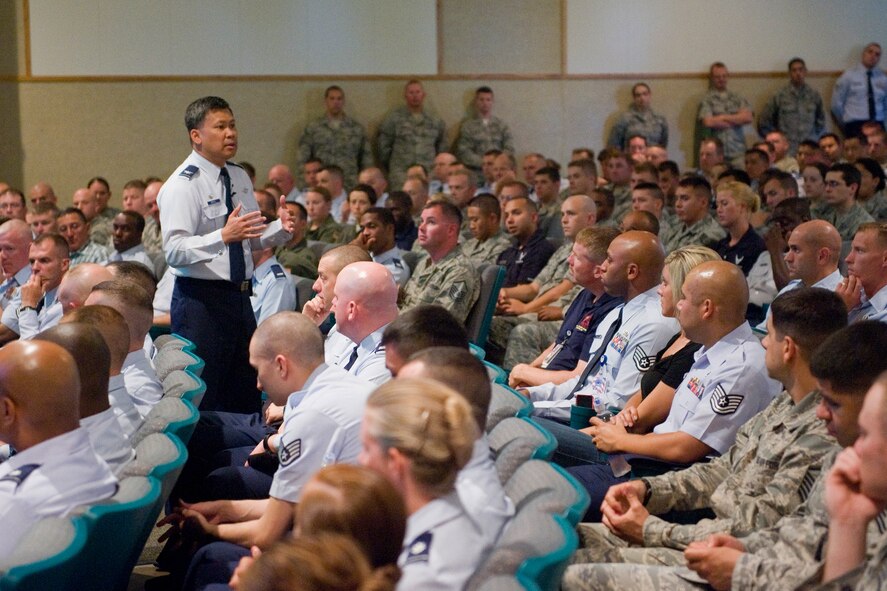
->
[159,96,294,413]
[832,42,887,138]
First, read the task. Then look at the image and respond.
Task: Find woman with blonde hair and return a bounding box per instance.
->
[359,377,490,590]
[714,180,766,277]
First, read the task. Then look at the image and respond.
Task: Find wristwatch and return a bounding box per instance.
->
[17,305,37,317]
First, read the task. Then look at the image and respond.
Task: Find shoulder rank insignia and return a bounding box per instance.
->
[179,165,200,180]
[633,346,656,371]
[279,438,302,466]
[270,264,286,279]
[392,259,404,269]
[710,384,743,415]
[0,463,41,490]
[405,531,433,564]
[448,281,467,301]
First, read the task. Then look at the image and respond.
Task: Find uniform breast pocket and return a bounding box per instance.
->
[202,199,228,220]
[674,387,701,422]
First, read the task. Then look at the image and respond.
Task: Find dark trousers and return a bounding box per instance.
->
[172,277,260,414]
[182,541,249,591]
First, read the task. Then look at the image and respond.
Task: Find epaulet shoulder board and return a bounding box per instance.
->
[179,165,200,180]
[271,264,286,279]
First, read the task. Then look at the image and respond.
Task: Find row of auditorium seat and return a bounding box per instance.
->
[0,334,206,591]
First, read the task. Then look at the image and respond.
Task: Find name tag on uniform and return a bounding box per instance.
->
[206,198,221,206]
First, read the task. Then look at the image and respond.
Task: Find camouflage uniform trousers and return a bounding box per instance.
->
[500,318,562,371]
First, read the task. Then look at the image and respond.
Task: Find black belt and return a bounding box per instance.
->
[177,276,252,294]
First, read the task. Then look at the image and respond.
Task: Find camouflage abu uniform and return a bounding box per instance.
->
[698,89,753,162]
[455,115,514,181]
[461,231,512,265]
[662,215,726,253]
[88,214,113,250]
[814,202,874,241]
[142,217,163,256]
[538,198,565,244]
[607,105,669,150]
[306,216,343,245]
[860,190,887,221]
[570,390,834,569]
[562,451,887,591]
[378,107,446,188]
[757,82,826,153]
[609,184,633,226]
[296,115,374,189]
[808,531,887,590]
[400,244,480,324]
[488,241,573,351]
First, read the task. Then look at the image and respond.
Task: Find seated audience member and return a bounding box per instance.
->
[384,190,418,251]
[358,167,390,208]
[662,176,726,253]
[301,245,371,332]
[108,210,154,276]
[325,261,398,385]
[565,261,782,520]
[398,347,515,547]
[37,323,134,473]
[714,181,766,277]
[339,184,378,243]
[854,156,887,220]
[817,162,875,241]
[756,219,843,331]
[62,304,142,438]
[566,321,887,591]
[814,373,887,589]
[380,304,469,376]
[620,210,659,234]
[57,207,110,266]
[803,162,831,218]
[352,207,411,288]
[250,238,296,326]
[0,233,69,344]
[105,260,158,355]
[400,201,479,324]
[317,165,350,224]
[630,182,673,238]
[461,194,511,265]
[590,187,617,227]
[57,262,114,314]
[525,231,679,423]
[160,313,373,580]
[232,533,399,591]
[535,246,718,461]
[85,280,160,417]
[0,219,33,311]
[26,202,60,237]
[842,134,866,164]
[657,161,680,208]
[304,186,343,244]
[565,287,845,580]
[533,166,566,243]
[507,227,623,386]
[27,180,58,208]
[566,159,599,199]
[0,340,117,557]
[0,187,26,221]
[183,464,405,591]
[274,201,318,280]
[497,195,557,288]
[72,187,112,249]
[140,180,164,258]
[839,221,887,323]
[360,378,490,589]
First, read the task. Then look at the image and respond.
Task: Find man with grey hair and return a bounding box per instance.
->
[0,219,33,311]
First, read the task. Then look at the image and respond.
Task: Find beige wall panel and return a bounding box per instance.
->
[440,0,561,74]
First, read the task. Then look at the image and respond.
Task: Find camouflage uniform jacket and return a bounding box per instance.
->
[607,106,669,149]
[89,214,113,250]
[698,89,753,161]
[306,216,343,245]
[860,190,887,221]
[455,115,514,171]
[809,531,887,590]
[609,184,633,225]
[296,115,373,188]
[378,107,446,187]
[142,216,163,256]
[662,214,726,253]
[533,241,573,295]
[641,390,835,549]
[275,237,319,280]
[400,244,480,324]
[731,450,887,590]
[815,202,874,241]
[462,231,512,265]
[538,198,565,244]
[757,82,826,152]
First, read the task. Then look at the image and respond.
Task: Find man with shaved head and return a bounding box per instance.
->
[0,219,33,311]
[525,231,679,424]
[141,180,164,257]
[757,219,844,331]
[28,181,57,207]
[57,263,114,314]
[62,304,142,438]
[301,244,371,332]
[85,280,160,417]
[37,323,134,473]
[0,340,117,557]
[267,164,300,204]
[325,261,399,385]
[563,260,781,520]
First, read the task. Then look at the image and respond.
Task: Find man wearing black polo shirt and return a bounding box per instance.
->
[496,195,556,288]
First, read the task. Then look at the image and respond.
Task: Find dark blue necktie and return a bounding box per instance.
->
[343,345,359,371]
[567,307,624,400]
[221,167,246,283]
[868,70,877,121]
